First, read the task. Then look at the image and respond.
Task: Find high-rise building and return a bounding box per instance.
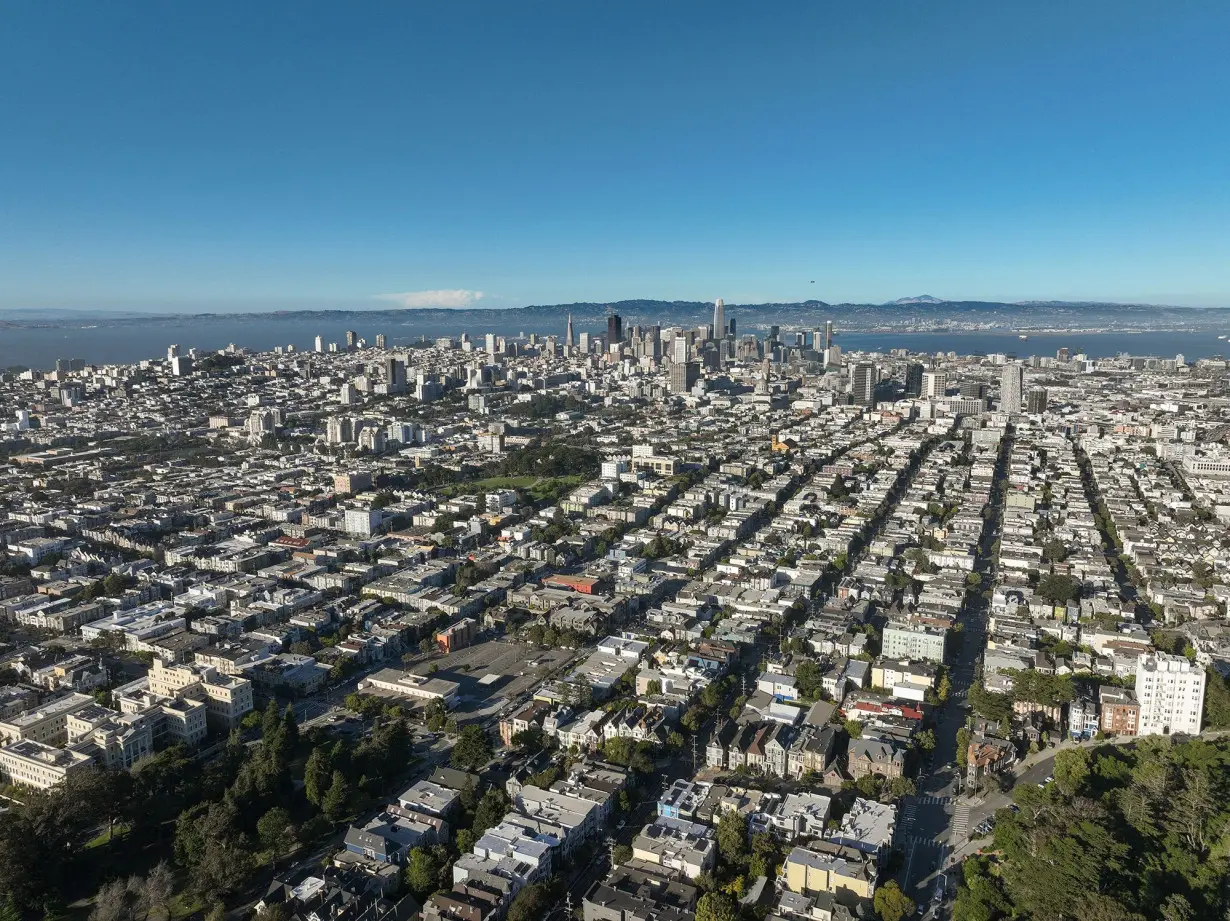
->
[375,333,387,349]
[851,363,877,406]
[345,330,358,349]
[1136,652,1204,736]
[607,314,623,345]
[485,333,498,358]
[326,417,353,444]
[922,371,948,399]
[959,381,987,400]
[904,363,924,397]
[670,361,698,395]
[170,356,193,377]
[1000,363,1024,413]
[340,383,357,405]
[728,316,736,338]
[314,335,325,353]
[824,320,833,351]
[565,314,575,348]
[672,336,689,365]
[1026,387,1048,414]
[578,332,590,354]
[385,358,406,393]
[1056,347,1071,362]
[712,299,725,340]
[167,344,181,360]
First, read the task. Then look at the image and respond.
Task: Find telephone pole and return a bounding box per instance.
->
[691,734,699,773]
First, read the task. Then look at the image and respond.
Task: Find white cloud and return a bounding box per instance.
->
[375,289,485,309]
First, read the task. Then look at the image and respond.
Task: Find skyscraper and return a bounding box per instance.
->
[712,298,725,340]
[728,316,736,338]
[1000,363,1024,413]
[314,335,324,353]
[670,361,699,395]
[824,320,834,351]
[905,363,924,397]
[565,314,574,348]
[345,330,358,349]
[375,333,387,349]
[851,363,877,406]
[1026,387,1048,414]
[607,314,623,345]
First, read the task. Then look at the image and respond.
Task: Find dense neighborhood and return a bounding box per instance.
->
[1,318,1229,921]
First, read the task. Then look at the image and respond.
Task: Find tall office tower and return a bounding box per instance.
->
[314,335,325,353]
[824,344,842,368]
[607,314,623,345]
[375,333,387,349]
[672,336,689,365]
[345,330,358,349]
[824,320,833,351]
[578,332,591,354]
[851,363,877,406]
[712,298,725,340]
[1000,363,1024,413]
[1026,387,1048,414]
[1136,652,1205,736]
[1056,347,1071,362]
[167,344,181,360]
[670,361,699,394]
[385,358,406,392]
[959,381,987,399]
[339,383,357,405]
[922,370,948,399]
[565,314,575,348]
[170,356,192,377]
[768,325,780,344]
[904,363,924,397]
[728,316,736,338]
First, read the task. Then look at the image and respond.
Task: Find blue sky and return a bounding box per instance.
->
[1,1,1228,312]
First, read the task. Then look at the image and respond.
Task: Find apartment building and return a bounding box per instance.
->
[1136,652,1205,736]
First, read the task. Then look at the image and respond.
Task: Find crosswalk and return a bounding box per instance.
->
[952,804,970,840]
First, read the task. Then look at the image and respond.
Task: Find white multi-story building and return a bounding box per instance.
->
[922,371,947,399]
[1136,652,1205,736]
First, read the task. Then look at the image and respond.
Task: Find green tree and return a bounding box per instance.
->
[507,883,553,921]
[452,725,493,771]
[716,809,748,867]
[874,880,916,921]
[795,659,823,699]
[1052,748,1090,797]
[695,892,739,921]
[472,788,510,837]
[304,746,332,806]
[612,843,633,866]
[404,847,441,898]
[257,806,295,857]
[844,719,863,739]
[322,770,352,822]
[916,728,936,752]
[956,727,971,768]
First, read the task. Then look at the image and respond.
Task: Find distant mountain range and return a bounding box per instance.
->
[1,297,1226,333]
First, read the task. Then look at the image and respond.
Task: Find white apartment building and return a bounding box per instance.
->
[1136,652,1205,736]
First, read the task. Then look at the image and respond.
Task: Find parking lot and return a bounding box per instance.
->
[408,637,575,719]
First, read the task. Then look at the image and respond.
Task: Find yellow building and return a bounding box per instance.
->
[782,846,875,901]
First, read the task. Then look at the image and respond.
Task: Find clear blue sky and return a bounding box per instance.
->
[2,1,1228,312]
